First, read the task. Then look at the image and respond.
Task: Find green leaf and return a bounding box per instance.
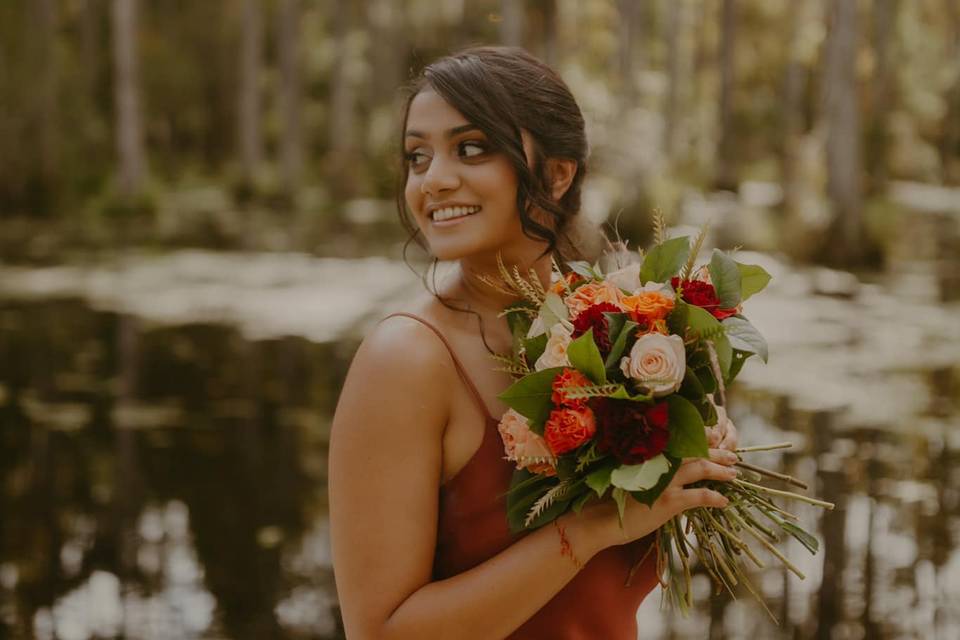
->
[610,454,671,491]
[727,348,751,383]
[603,319,638,370]
[666,302,689,336]
[498,367,564,434]
[780,521,820,555]
[722,316,768,363]
[665,395,709,459]
[534,291,569,335]
[505,470,556,532]
[567,260,599,279]
[612,487,628,526]
[586,463,615,497]
[607,385,653,402]
[639,236,690,284]
[708,249,742,309]
[571,491,594,515]
[736,262,772,301]
[505,300,535,336]
[522,333,549,367]
[686,305,732,381]
[630,453,680,506]
[567,327,607,384]
[678,367,717,426]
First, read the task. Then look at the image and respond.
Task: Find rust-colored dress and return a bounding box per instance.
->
[383,312,660,640]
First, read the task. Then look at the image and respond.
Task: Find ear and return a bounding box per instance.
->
[546,157,578,202]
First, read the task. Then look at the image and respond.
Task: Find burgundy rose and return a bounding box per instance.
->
[589,397,671,465]
[571,301,620,356]
[671,277,738,320]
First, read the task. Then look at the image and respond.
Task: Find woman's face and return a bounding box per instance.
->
[403,89,533,262]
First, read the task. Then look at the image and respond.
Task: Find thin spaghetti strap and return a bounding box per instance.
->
[379,312,496,422]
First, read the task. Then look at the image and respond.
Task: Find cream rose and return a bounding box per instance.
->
[619,332,686,397]
[497,409,557,475]
[534,323,572,371]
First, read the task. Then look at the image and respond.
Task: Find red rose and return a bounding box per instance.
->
[551,368,592,407]
[543,406,596,455]
[671,277,738,320]
[571,301,620,356]
[589,397,671,465]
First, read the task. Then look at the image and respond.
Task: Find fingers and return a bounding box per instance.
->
[718,420,739,451]
[677,487,729,510]
[673,458,738,487]
[706,425,721,447]
[708,448,739,465]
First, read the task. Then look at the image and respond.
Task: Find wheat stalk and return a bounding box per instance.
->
[680,223,710,281]
[652,209,667,245]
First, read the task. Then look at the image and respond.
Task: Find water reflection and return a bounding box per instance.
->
[0,299,343,639]
[1,257,959,638]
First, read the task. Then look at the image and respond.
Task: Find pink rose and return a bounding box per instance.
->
[534,323,573,371]
[497,409,558,476]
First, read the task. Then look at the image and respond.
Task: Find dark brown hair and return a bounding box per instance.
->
[396,45,590,264]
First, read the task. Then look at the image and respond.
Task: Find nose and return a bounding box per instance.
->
[420,153,460,196]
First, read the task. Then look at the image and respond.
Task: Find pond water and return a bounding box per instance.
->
[0,250,958,639]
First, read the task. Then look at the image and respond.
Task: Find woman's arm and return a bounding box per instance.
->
[329,317,735,640]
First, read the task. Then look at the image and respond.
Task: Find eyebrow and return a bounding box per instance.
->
[405,123,481,140]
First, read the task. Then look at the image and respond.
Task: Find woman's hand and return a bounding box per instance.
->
[575,448,739,553]
[706,396,739,452]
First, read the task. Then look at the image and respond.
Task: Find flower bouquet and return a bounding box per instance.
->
[485,218,834,618]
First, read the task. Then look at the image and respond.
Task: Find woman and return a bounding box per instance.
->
[329,46,739,639]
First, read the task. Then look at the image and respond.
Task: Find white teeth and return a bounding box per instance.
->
[432,205,481,221]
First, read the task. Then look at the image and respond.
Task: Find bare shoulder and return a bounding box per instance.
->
[333,306,456,442]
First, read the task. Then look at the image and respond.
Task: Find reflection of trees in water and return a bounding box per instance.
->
[0,300,341,639]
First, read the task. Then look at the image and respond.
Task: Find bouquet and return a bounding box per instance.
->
[486,218,834,619]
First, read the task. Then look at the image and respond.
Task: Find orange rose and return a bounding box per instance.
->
[551,368,592,407]
[620,289,675,323]
[543,406,596,455]
[564,281,624,318]
[549,271,582,295]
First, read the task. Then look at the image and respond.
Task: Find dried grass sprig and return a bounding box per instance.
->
[524,480,571,527]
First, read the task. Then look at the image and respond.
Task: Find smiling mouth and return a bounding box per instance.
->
[431,205,482,222]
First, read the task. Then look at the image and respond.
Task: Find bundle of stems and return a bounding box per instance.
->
[652,442,834,622]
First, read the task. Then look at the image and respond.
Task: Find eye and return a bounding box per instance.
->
[460,141,487,158]
[404,149,430,171]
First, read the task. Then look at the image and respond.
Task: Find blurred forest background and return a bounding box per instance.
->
[2,0,958,267]
[2,1,960,640]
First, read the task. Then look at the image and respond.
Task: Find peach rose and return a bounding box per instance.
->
[498,408,557,475]
[534,323,573,371]
[619,332,686,397]
[564,281,624,318]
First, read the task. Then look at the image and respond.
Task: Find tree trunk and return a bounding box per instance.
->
[111,0,146,200]
[329,0,356,199]
[822,0,863,264]
[663,0,683,161]
[616,0,643,108]
[780,0,808,218]
[34,0,58,204]
[865,0,898,194]
[500,0,525,46]
[714,0,738,192]
[941,0,960,183]
[238,0,263,189]
[277,0,302,198]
